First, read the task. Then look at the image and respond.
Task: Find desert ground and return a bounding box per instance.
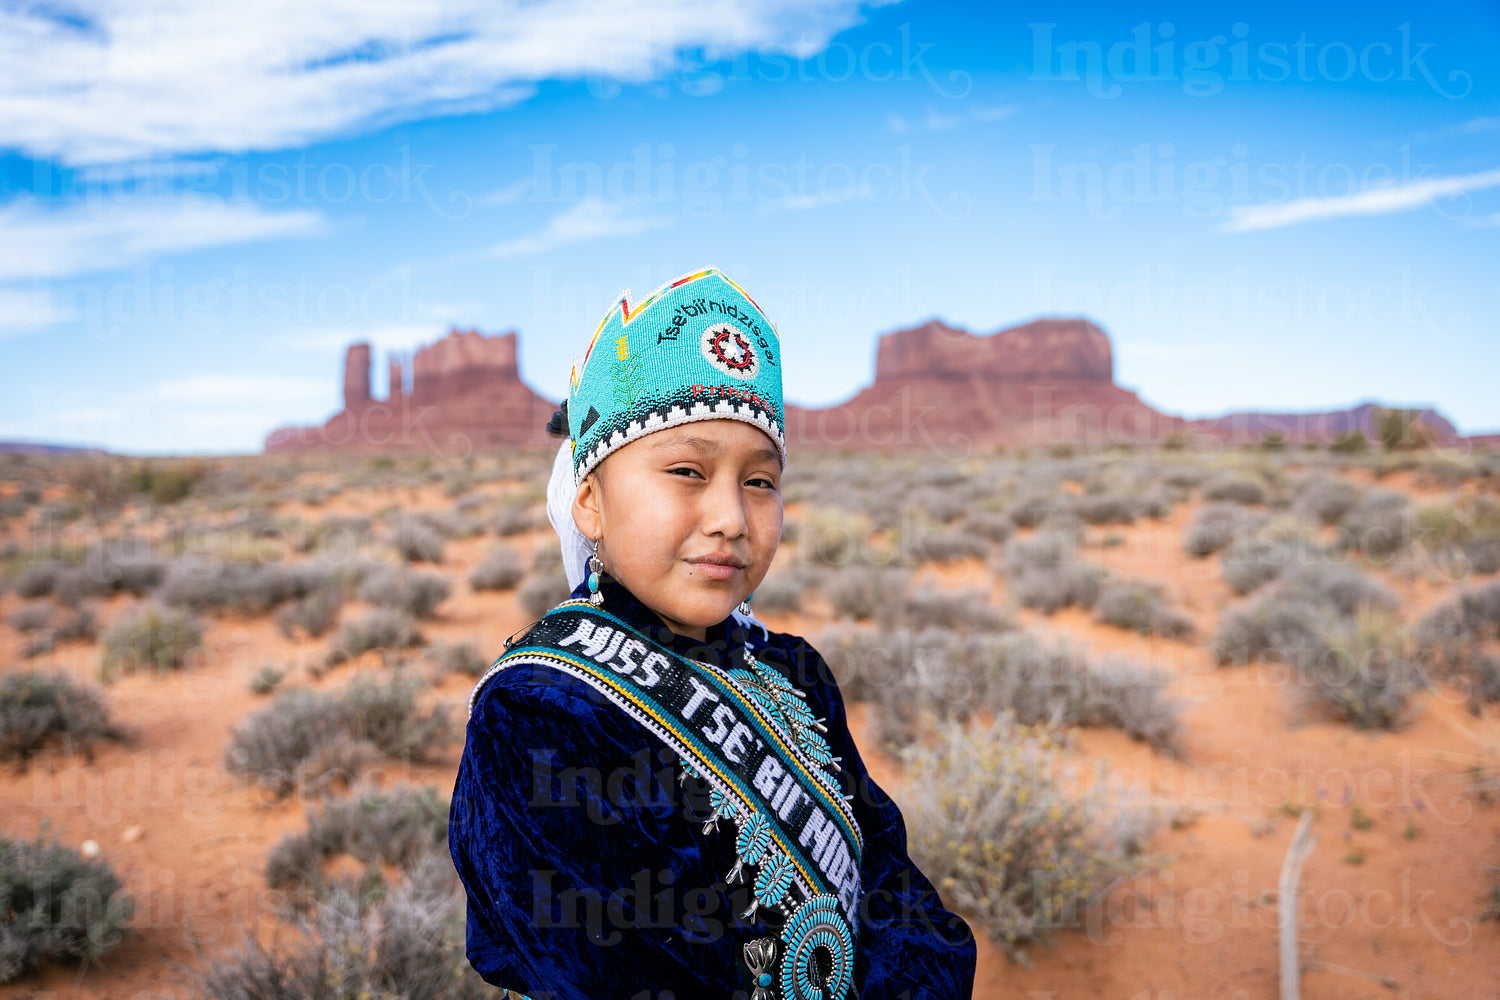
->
[2,443,1498,998]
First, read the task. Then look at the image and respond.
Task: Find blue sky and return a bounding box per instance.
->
[2,0,1497,454]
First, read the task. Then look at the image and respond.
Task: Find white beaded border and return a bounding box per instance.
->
[574,398,787,485]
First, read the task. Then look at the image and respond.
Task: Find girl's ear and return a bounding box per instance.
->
[572,473,603,541]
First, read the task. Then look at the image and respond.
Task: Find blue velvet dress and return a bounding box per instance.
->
[448,576,977,999]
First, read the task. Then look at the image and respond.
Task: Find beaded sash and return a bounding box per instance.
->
[468,600,863,1000]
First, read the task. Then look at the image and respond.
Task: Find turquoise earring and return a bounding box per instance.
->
[737,592,753,617]
[587,546,604,607]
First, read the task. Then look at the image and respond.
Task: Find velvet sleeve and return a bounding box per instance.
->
[448,661,750,1000]
[777,635,978,1000]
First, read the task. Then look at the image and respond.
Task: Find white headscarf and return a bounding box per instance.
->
[544,438,769,638]
[546,440,595,593]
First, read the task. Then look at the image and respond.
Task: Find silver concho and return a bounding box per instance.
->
[779,893,854,1000]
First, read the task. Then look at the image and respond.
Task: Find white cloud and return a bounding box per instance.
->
[888,103,1017,134]
[479,177,534,207]
[1,0,878,165]
[0,286,75,336]
[488,198,672,257]
[0,194,324,281]
[1221,166,1500,233]
[756,180,878,214]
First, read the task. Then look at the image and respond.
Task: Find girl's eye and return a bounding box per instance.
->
[667,466,703,479]
[746,476,778,490]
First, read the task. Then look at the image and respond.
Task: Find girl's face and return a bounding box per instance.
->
[572,419,783,641]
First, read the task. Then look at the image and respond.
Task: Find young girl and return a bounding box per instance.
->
[448,267,976,999]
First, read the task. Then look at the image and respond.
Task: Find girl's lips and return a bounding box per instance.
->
[687,558,742,581]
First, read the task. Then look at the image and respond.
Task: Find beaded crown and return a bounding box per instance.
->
[567,267,785,484]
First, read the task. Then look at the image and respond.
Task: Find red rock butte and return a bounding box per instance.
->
[264,318,1472,455]
[265,328,558,455]
[784,317,1186,452]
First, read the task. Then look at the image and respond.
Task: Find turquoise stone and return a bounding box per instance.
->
[757,973,772,987]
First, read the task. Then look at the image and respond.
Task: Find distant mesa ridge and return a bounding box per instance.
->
[263,319,1471,454]
[265,328,556,454]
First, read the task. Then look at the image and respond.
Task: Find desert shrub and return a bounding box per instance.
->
[52,566,112,608]
[389,515,445,564]
[81,538,165,596]
[821,627,1181,754]
[1210,593,1333,667]
[1183,502,1255,557]
[1071,493,1144,525]
[224,675,454,799]
[274,584,344,639]
[1291,475,1360,525]
[0,824,134,982]
[999,524,1083,575]
[1010,562,1107,614]
[197,852,488,1000]
[356,566,450,619]
[159,557,338,615]
[52,605,98,643]
[468,545,525,592]
[911,527,991,564]
[825,567,911,621]
[896,585,1016,634]
[298,516,374,554]
[909,486,969,525]
[492,501,537,537]
[901,714,1164,962]
[1201,472,1268,505]
[745,569,816,615]
[1335,488,1413,560]
[6,600,53,632]
[1159,466,1206,493]
[1417,579,1500,708]
[99,604,204,678]
[249,665,288,695]
[11,563,61,599]
[1414,495,1500,576]
[530,540,562,575]
[17,602,97,658]
[265,785,449,908]
[0,672,125,762]
[327,608,423,664]
[1092,580,1196,639]
[800,507,874,567]
[10,563,110,607]
[426,638,489,678]
[960,511,1015,545]
[1279,563,1398,619]
[1294,607,1426,730]
[1006,492,1066,529]
[518,571,571,618]
[1220,534,1309,596]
